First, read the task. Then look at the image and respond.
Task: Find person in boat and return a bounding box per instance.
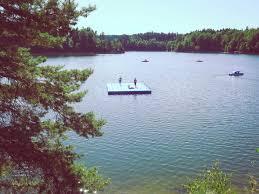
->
[134,78,137,87]
[119,77,122,84]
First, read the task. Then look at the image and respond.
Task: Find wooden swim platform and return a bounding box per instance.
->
[107,83,152,95]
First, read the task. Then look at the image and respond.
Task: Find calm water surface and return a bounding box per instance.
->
[45,52,259,194]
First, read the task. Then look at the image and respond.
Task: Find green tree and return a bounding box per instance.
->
[79,28,97,52]
[0,0,109,193]
[185,162,234,194]
[71,28,81,49]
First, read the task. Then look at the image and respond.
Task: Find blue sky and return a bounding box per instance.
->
[76,0,259,35]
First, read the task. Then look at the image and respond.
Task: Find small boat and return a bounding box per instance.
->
[229,71,244,76]
[196,60,203,62]
[142,59,149,62]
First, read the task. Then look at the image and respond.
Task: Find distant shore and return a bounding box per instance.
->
[32,50,259,57]
[32,50,124,57]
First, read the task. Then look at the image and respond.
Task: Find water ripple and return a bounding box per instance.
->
[45,52,259,194]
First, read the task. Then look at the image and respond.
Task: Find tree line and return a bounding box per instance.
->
[167,28,259,54]
[107,28,259,54]
[32,27,125,54]
[105,32,179,51]
[33,28,259,55]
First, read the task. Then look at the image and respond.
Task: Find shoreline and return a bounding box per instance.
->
[32,51,125,57]
[33,50,259,57]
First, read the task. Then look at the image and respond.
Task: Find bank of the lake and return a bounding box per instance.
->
[32,50,124,57]
[44,52,259,194]
[34,50,259,58]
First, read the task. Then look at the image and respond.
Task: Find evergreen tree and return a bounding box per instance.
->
[0,0,109,193]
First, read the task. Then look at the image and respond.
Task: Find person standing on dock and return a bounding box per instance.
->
[134,78,137,88]
[119,77,122,85]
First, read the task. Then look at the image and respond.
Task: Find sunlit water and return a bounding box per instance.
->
[44,52,259,194]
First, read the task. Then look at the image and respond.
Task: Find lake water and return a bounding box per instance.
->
[45,52,259,194]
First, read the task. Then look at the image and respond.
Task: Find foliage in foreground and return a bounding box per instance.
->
[0,0,109,193]
[185,162,234,194]
[247,175,258,194]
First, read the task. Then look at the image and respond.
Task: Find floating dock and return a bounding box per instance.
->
[107,83,151,95]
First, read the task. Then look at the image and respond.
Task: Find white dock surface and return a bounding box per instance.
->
[107,83,151,95]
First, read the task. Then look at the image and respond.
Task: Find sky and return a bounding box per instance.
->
[76,0,259,35]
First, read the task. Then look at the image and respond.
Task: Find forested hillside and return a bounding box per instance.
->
[167,28,259,54]
[33,28,259,55]
[32,27,125,54]
[109,28,259,54]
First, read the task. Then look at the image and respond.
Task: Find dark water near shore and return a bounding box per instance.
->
[45,52,259,194]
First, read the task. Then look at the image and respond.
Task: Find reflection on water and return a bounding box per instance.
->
[45,52,259,194]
